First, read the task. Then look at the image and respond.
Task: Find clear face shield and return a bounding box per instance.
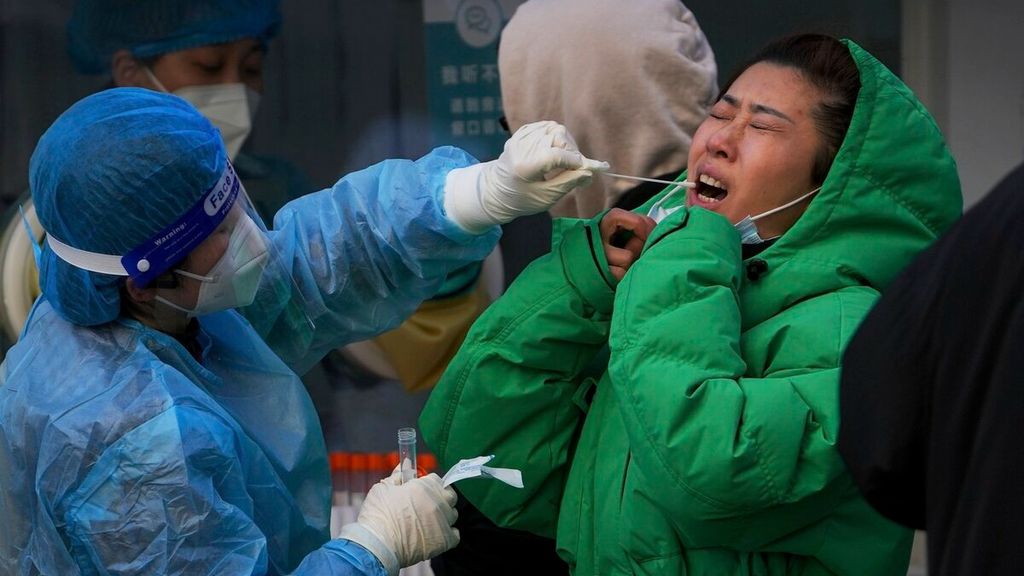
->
[150,200,269,317]
[45,161,314,329]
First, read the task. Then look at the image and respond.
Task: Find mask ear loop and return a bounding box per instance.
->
[748,185,822,222]
[735,186,823,245]
[172,268,215,283]
[143,66,170,93]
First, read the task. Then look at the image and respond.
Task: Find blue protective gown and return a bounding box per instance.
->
[0,147,499,575]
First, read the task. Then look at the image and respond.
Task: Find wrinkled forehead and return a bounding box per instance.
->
[719,63,823,113]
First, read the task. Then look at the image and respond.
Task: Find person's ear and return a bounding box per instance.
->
[124,277,159,303]
[111,50,155,89]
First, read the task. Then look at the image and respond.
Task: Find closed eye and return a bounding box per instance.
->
[195,62,224,74]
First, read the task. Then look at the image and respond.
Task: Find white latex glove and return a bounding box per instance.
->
[444,120,610,233]
[339,468,459,576]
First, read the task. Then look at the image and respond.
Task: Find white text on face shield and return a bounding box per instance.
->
[152,223,188,247]
[204,165,238,216]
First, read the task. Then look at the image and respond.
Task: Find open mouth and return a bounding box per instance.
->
[696,173,728,203]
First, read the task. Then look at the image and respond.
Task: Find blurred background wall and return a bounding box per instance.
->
[2,0,1019,211]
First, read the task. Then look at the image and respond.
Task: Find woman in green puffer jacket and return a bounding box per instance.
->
[421,34,961,575]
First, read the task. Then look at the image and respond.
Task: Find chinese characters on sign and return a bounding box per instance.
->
[424,0,524,160]
[441,64,501,137]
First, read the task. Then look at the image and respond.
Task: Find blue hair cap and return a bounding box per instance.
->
[30,87,226,326]
[67,0,281,74]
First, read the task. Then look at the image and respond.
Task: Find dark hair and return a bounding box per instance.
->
[720,34,861,185]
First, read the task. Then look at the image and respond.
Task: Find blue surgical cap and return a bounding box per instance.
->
[31,88,227,326]
[67,0,282,74]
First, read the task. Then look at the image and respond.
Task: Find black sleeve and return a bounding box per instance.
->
[837,266,933,529]
[839,162,1024,538]
[430,491,568,576]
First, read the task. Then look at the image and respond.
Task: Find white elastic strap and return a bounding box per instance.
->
[46,234,129,276]
[750,186,822,222]
[143,67,170,93]
[173,268,214,283]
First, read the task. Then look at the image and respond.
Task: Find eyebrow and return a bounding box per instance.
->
[721,94,795,124]
[244,43,268,57]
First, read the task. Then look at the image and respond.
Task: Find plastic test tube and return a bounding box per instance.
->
[329,451,350,506]
[398,427,417,485]
[349,453,369,509]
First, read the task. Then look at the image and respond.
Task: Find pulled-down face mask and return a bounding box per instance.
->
[646,180,819,245]
[734,186,821,244]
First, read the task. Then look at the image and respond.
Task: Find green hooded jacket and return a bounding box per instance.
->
[421,40,961,575]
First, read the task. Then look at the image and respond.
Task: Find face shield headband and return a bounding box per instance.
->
[45,162,242,287]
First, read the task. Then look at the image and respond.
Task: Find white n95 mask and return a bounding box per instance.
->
[156,214,269,317]
[735,186,821,244]
[174,83,260,160]
[144,68,260,160]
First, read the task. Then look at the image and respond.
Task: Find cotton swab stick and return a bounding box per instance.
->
[601,172,696,188]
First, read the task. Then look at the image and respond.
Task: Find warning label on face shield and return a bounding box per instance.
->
[121,162,240,287]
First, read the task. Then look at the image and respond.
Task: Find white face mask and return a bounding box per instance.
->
[156,214,269,317]
[646,182,691,223]
[145,68,260,160]
[734,186,822,245]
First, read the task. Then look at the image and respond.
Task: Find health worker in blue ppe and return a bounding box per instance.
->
[60,0,484,436]
[0,88,605,576]
[66,0,307,221]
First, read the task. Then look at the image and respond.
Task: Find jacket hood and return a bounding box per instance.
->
[738,40,962,328]
[499,0,717,218]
